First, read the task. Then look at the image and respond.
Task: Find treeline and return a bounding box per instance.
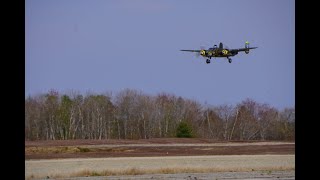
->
[25,89,294,141]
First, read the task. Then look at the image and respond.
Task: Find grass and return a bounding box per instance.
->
[25,146,132,154]
[77,147,91,152]
[26,166,295,180]
[25,146,81,154]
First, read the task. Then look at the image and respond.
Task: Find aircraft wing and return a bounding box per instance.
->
[180,50,201,52]
[230,47,258,53]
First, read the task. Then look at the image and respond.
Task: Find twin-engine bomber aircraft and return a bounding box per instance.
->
[180,41,257,64]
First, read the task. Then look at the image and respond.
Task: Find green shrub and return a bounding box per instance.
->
[176,122,193,138]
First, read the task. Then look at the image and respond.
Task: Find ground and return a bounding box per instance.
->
[25,138,295,180]
[25,138,294,159]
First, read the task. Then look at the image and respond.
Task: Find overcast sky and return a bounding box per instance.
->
[25,0,295,110]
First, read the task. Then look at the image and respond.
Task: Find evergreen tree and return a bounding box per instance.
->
[176,122,193,138]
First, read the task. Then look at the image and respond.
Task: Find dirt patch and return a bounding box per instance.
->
[25,139,294,160]
[25,138,293,147]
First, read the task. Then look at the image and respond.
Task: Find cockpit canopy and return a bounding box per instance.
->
[212,43,229,50]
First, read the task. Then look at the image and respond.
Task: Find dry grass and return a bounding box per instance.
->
[26,166,295,180]
[25,146,82,154]
[25,146,132,154]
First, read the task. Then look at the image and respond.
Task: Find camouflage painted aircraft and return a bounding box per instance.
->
[180,41,257,64]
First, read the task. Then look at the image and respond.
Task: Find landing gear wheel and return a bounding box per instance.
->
[228,58,232,63]
[206,59,210,64]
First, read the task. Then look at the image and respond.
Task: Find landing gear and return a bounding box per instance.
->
[227,57,232,63]
[206,59,210,64]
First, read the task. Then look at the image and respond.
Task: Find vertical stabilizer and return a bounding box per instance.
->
[245,41,250,54]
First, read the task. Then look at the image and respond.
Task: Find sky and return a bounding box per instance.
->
[25,0,295,110]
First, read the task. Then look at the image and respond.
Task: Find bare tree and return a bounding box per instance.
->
[214,105,235,140]
[25,89,294,141]
[114,89,140,139]
[229,108,239,140]
[236,99,260,140]
[256,104,278,140]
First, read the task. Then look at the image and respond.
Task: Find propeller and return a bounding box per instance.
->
[196,46,206,57]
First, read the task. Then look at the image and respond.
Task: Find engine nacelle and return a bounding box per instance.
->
[200,50,206,56]
[222,49,229,55]
[245,50,249,54]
